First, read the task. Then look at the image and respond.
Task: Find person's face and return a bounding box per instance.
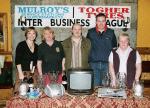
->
[96,16,106,30]
[72,24,82,38]
[26,30,36,41]
[119,36,129,50]
[43,30,54,41]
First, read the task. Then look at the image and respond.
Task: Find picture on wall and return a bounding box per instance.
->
[0,13,7,51]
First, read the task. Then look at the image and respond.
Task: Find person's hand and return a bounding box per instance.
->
[18,72,24,80]
[38,74,43,83]
[62,70,66,76]
[133,79,140,87]
[39,75,43,80]
[111,79,117,88]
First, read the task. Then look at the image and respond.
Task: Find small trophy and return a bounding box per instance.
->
[116,72,127,89]
[102,73,110,87]
[133,81,144,98]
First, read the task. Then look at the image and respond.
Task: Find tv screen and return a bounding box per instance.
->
[67,68,94,95]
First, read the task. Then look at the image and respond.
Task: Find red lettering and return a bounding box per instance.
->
[109,13,116,19]
[78,7,85,13]
[105,8,113,13]
[96,7,104,13]
[86,7,95,13]
[114,8,121,13]
[122,8,129,13]
[86,13,96,18]
[117,13,124,19]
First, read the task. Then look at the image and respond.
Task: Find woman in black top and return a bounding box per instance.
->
[14,27,38,93]
[37,27,64,86]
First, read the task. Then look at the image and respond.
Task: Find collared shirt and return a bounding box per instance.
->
[38,40,64,73]
[109,46,141,74]
[71,37,82,68]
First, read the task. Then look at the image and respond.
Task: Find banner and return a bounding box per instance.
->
[15,5,131,28]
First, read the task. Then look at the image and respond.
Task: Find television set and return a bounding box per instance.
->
[67,68,94,95]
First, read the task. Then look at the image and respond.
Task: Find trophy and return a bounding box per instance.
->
[133,81,144,98]
[102,72,110,87]
[116,72,127,89]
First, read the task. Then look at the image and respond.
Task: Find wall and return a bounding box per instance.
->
[137,0,150,47]
[11,0,138,50]
[0,0,12,61]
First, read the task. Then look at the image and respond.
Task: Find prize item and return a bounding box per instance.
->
[133,81,144,98]
[98,87,127,99]
[19,80,28,96]
[27,88,42,99]
[44,71,65,97]
[102,73,110,87]
[44,83,65,98]
[23,72,28,83]
[116,72,127,89]
[27,71,34,92]
[62,72,67,90]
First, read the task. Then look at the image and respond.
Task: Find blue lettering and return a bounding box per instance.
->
[63,7,69,13]
[47,7,54,13]
[40,7,46,13]
[18,7,26,13]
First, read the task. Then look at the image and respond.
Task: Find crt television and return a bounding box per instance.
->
[67,68,94,95]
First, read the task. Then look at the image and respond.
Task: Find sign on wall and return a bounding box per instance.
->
[15,5,131,28]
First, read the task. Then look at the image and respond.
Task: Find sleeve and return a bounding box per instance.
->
[59,42,65,59]
[33,44,38,66]
[37,45,43,61]
[15,43,23,65]
[112,30,117,48]
[86,38,91,53]
[61,41,66,57]
[86,30,90,39]
[136,51,142,64]
[109,51,113,64]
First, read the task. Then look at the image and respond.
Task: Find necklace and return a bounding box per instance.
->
[26,41,34,51]
[29,45,33,49]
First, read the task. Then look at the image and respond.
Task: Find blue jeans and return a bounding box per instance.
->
[90,62,108,86]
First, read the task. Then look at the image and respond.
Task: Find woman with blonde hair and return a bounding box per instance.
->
[37,27,64,86]
[109,33,142,89]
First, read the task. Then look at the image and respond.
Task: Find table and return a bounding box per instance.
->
[6,89,150,108]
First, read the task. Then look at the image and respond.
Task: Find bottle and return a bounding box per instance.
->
[62,72,67,90]
[19,80,28,96]
[19,75,28,96]
[27,73,34,92]
[23,72,28,83]
[28,72,34,84]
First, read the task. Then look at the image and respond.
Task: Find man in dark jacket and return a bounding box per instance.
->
[87,13,117,86]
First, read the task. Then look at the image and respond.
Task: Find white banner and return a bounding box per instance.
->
[15,5,131,28]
